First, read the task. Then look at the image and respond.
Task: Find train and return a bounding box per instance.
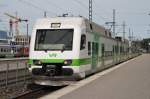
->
[0,44,29,58]
[13,45,29,57]
[28,16,140,86]
[0,44,12,58]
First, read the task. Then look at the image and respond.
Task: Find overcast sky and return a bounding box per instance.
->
[0,0,150,39]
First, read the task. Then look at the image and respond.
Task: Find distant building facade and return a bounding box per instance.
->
[0,30,9,44]
[0,30,8,39]
[14,35,30,45]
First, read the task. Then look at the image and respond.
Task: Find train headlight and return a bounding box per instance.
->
[33,60,42,65]
[28,64,31,68]
[64,60,72,65]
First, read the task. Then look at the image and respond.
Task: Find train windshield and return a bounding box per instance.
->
[35,29,74,51]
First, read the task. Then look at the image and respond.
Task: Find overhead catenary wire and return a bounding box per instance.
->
[73,0,89,10]
[63,0,88,17]
[18,0,57,15]
[17,0,148,33]
[19,0,109,22]
[45,0,66,12]
[72,0,110,22]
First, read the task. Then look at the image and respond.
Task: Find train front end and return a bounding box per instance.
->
[28,17,85,86]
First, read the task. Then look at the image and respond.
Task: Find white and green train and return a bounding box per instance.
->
[28,17,139,86]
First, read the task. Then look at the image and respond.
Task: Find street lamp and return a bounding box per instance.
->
[26,22,29,45]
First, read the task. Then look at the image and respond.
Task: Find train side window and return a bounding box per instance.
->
[109,32,111,37]
[113,46,114,54]
[116,45,118,54]
[80,34,86,50]
[105,31,107,36]
[90,24,93,30]
[95,43,99,54]
[88,42,91,55]
[101,44,105,57]
[1,48,3,52]
[122,46,124,53]
[3,49,5,52]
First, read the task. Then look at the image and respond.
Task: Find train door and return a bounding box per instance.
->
[91,42,99,70]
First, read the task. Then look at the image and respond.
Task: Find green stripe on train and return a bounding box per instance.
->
[28,58,91,66]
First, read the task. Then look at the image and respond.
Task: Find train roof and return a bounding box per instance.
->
[33,16,129,44]
[34,17,85,28]
[33,16,112,37]
[34,16,106,27]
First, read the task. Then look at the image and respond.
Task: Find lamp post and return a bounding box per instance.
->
[26,22,29,45]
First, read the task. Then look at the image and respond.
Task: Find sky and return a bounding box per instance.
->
[0,0,150,39]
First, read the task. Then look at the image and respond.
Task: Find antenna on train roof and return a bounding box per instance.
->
[44,11,47,18]
[62,13,68,17]
[79,15,83,17]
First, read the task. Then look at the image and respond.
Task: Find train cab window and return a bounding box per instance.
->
[80,34,86,50]
[88,42,91,55]
[35,29,74,51]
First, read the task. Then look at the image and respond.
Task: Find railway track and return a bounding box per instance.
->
[0,72,65,99]
[13,84,66,99]
[0,81,65,99]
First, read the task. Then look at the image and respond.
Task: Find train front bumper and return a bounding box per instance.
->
[29,65,83,85]
[32,75,80,86]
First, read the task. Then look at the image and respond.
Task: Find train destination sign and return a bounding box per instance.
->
[51,23,61,28]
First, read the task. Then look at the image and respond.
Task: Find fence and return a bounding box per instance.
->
[0,58,31,91]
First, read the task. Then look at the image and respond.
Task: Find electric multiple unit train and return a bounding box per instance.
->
[28,17,139,86]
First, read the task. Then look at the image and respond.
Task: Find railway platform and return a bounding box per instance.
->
[40,54,150,99]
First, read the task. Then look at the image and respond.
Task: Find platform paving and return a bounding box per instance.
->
[40,54,150,99]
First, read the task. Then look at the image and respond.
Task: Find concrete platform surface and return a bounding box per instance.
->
[40,54,150,99]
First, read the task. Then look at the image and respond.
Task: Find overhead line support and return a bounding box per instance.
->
[89,0,92,23]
